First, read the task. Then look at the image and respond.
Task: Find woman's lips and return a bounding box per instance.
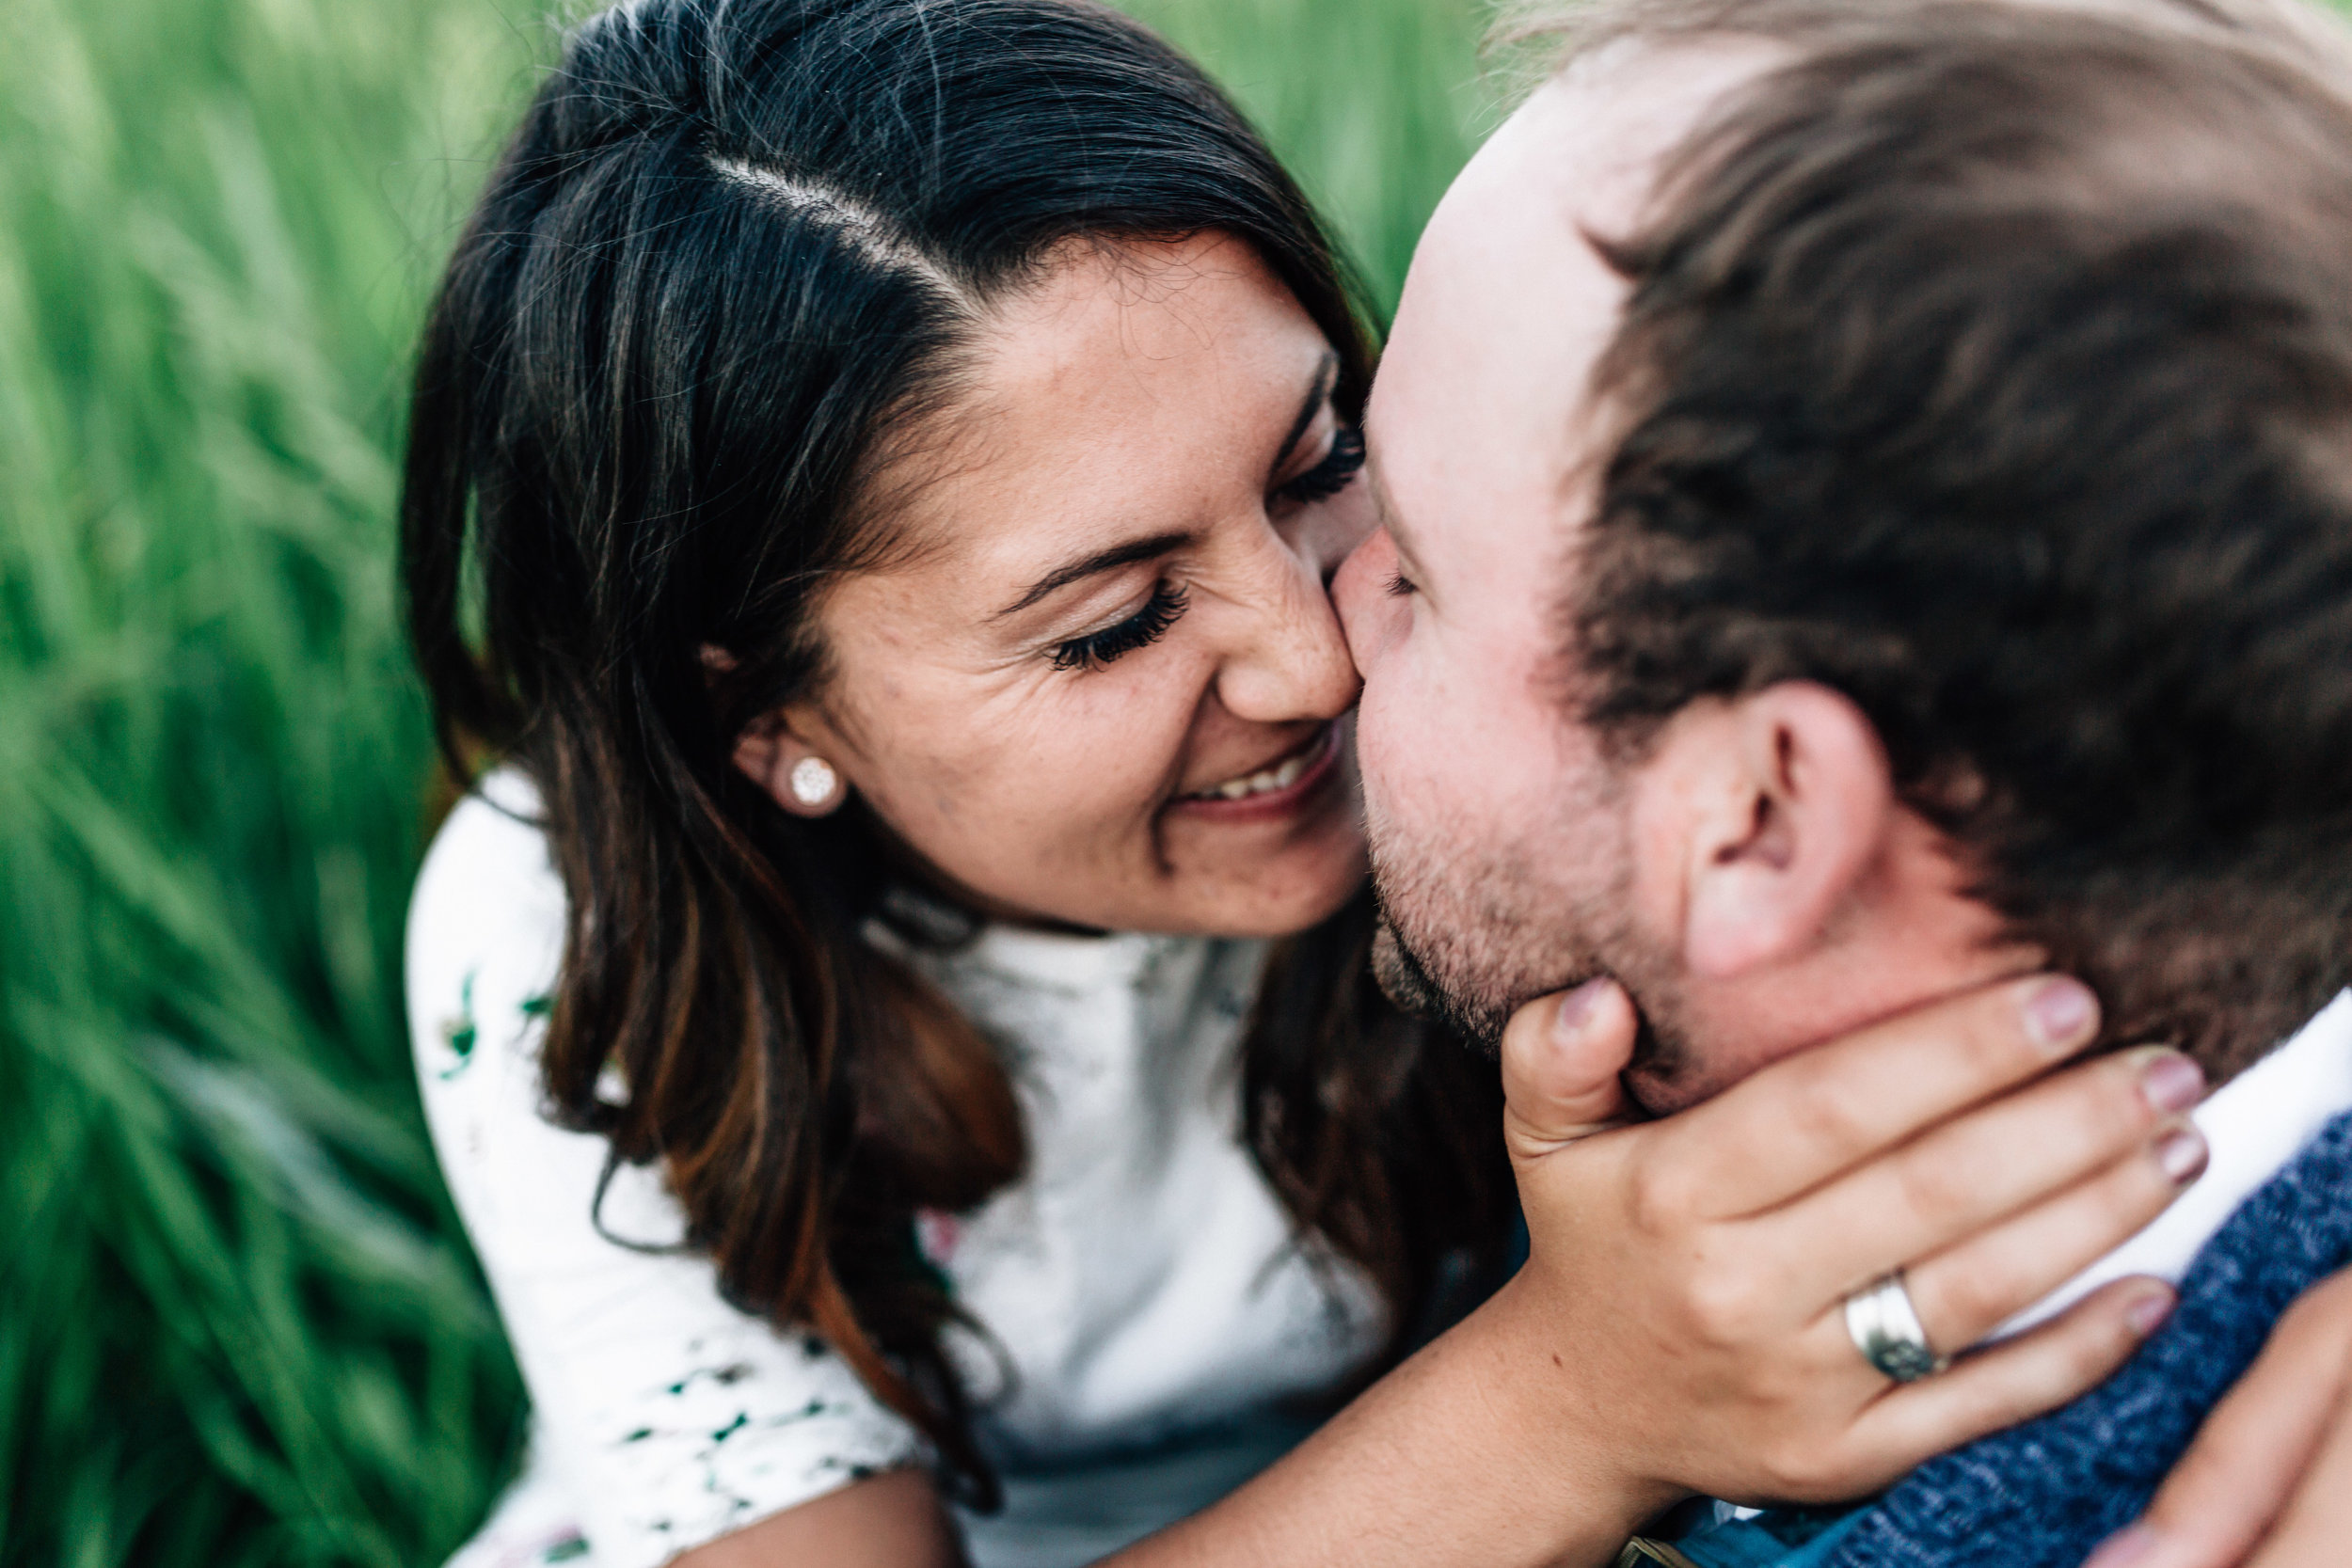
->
[1168,725,1343,823]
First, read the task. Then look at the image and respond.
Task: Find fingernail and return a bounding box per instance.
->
[2157,1126,2208,1184]
[2083,1525,2158,1568]
[2124,1287,2174,1338]
[2024,977,2099,1051]
[1553,977,1611,1041]
[2137,1050,2205,1115]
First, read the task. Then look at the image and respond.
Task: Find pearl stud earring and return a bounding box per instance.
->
[788,756,839,808]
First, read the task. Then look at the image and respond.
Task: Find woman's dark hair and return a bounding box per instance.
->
[403,0,1511,1503]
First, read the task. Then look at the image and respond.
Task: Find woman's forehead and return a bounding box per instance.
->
[970,233,1321,415]
[863,236,1333,591]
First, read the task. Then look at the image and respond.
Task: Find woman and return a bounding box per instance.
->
[401,2,2193,1565]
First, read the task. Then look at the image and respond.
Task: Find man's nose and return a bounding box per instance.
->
[1332,527,1397,672]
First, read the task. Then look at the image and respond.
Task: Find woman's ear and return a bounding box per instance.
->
[704,643,852,819]
[1678,681,1893,979]
[735,710,850,818]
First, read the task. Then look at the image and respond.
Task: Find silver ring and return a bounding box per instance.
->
[1844,1271,1948,1383]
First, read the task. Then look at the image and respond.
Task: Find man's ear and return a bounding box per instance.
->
[1678,681,1893,979]
[734,706,850,818]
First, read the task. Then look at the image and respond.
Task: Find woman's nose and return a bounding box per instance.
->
[1214,539,1363,723]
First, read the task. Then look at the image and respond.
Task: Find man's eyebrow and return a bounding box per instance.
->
[1267,352,1342,487]
[994,531,1197,619]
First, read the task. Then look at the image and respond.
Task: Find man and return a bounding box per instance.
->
[1340,1,2352,1563]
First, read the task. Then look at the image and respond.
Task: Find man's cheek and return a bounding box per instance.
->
[1351,660,1409,804]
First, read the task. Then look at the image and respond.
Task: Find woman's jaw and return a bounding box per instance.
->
[838,720,1369,942]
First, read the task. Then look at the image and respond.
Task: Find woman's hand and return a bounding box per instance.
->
[2082,1268,2352,1568]
[1485,973,2201,1530]
[1127,972,2200,1568]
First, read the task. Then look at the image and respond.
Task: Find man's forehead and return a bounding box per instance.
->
[1487,37,1788,248]
[1369,39,1786,581]
[1408,34,1795,366]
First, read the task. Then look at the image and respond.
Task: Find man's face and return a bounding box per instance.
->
[1338,46,1780,1048]
[1343,41,2032,1107]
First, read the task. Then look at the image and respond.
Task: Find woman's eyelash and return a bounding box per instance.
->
[1386,569,1417,597]
[1051,582,1190,672]
[1045,424,1359,673]
[1278,426,1365,505]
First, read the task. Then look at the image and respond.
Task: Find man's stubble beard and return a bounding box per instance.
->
[1363,760,1647,1050]
[1370,915,1497,1042]
[1372,883,1700,1117]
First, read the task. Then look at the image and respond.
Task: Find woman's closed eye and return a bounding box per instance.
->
[1042,420,1359,673]
[1277,426,1365,506]
[1051,581,1190,672]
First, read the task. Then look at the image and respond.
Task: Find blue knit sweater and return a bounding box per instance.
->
[1663,1108,2352,1568]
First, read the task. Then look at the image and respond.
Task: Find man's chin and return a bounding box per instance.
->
[1622,1065,1695,1117]
[1370,916,1448,1021]
[1369,886,1720,1108]
[1371,916,1507,1047]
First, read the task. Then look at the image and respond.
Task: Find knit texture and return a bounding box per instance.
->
[1825,1108,2352,1568]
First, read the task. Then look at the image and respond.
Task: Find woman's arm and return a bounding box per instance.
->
[688,973,2191,1568]
[679,1469,965,1568]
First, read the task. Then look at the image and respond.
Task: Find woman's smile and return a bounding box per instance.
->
[1170,721,1343,822]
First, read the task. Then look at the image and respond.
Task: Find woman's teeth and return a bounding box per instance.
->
[1192,748,1314,801]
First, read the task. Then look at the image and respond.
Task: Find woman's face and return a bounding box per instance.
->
[759,233,1375,937]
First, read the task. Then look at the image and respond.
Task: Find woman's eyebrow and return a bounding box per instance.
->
[995,355,1340,622]
[1266,352,1342,487]
[995,531,1196,619]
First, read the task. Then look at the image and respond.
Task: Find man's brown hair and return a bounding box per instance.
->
[1556,0,2352,1077]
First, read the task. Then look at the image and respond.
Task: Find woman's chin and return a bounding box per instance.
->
[1159,820,1372,938]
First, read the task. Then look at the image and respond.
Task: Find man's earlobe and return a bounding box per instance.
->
[1680,683,1892,978]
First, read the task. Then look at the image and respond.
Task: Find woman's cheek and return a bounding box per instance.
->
[1009,692,1176,835]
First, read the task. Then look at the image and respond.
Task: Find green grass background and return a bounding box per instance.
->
[0,0,1496,1562]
